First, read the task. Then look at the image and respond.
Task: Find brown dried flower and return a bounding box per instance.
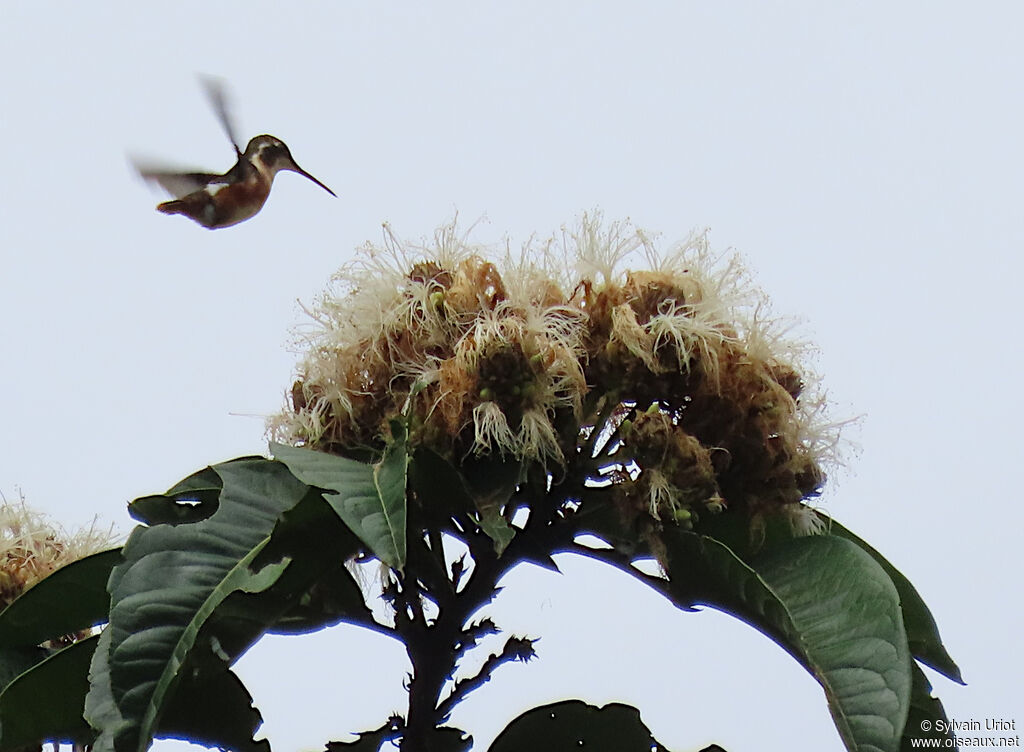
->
[270,214,846,537]
[1,495,116,608]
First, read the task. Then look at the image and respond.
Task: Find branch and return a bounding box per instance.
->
[436,635,537,721]
[452,617,500,665]
[560,540,683,606]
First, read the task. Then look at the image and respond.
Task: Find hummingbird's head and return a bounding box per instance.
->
[245,135,336,197]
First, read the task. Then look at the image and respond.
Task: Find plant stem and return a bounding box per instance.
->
[398,523,513,750]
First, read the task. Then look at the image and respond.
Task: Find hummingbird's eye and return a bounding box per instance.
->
[261,144,286,162]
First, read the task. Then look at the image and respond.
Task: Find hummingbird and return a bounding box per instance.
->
[134,77,336,229]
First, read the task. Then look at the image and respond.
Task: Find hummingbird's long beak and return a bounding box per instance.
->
[287,160,337,197]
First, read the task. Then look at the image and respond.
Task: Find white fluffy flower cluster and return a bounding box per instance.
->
[271,214,844,532]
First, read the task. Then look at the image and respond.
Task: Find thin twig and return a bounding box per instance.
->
[436,635,537,721]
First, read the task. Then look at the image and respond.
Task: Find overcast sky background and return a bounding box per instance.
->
[2,3,1020,751]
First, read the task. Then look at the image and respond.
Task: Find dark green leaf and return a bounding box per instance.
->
[488,700,667,752]
[824,516,963,684]
[661,530,793,634]
[271,441,408,570]
[569,489,645,555]
[0,548,122,647]
[0,636,96,747]
[129,494,219,526]
[695,511,963,688]
[222,491,372,640]
[157,643,269,752]
[129,465,226,525]
[260,562,370,636]
[751,536,913,752]
[609,531,914,752]
[0,645,48,696]
[84,629,125,749]
[86,458,307,752]
[410,450,518,554]
[166,465,228,495]
[901,664,955,750]
[460,456,520,554]
[409,449,475,517]
[86,629,271,752]
[129,460,265,526]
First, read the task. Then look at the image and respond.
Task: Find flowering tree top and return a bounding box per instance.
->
[273,214,841,545]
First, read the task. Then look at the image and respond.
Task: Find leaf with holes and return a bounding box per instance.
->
[85,458,308,752]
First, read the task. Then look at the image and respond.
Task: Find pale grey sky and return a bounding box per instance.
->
[2,3,1020,750]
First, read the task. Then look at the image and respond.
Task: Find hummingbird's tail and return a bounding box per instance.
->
[155,197,219,229]
[156,199,187,216]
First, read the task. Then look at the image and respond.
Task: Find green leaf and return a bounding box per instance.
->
[129,494,218,526]
[658,529,786,622]
[86,630,271,752]
[0,636,96,747]
[85,629,126,750]
[156,642,269,752]
[488,700,668,752]
[751,536,913,752]
[219,491,372,641]
[271,440,408,570]
[409,450,518,554]
[128,459,266,526]
[901,664,955,750]
[129,466,225,525]
[651,531,913,752]
[409,448,475,517]
[0,548,122,646]
[258,561,370,636]
[86,458,308,752]
[0,644,49,699]
[460,456,520,554]
[824,516,963,684]
[694,511,963,687]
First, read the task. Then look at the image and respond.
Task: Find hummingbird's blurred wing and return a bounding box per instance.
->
[132,159,229,198]
[199,74,243,157]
